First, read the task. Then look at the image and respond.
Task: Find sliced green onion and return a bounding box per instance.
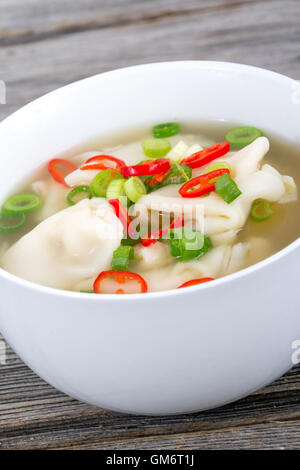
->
[152,122,180,138]
[111,245,134,271]
[121,236,141,246]
[144,164,192,191]
[80,290,94,293]
[162,163,191,186]
[91,169,122,197]
[106,178,126,200]
[0,212,26,234]
[168,231,182,258]
[250,200,273,222]
[173,161,190,182]
[215,173,242,204]
[124,177,146,203]
[168,227,212,262]
[142,138,171,158]
[225,126,263,149]
[67,185,92,206]
[206,161,233,176]
[3,193,42,214]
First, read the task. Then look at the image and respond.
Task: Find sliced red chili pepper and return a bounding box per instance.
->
[181,141,230,169]
[121,159,171,177]
[94,270,148,294]
[141,216,184,247]
[81,155,126,172]
[178,278,215,288]
[108,199,135,238]
[179,168,230,198]
[48,158,77,186]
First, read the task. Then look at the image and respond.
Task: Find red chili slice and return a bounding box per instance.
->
[181,141,230,169]
[121,159,171,177]
[108,199,135,238]
[141,216,184,247]
[48,158,77,186]
[94,270,148,294]
[179,168,230,198]
[81,155,126,172]
[178,278,215,288]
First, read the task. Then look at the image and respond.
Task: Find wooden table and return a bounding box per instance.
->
[0,0,300,450]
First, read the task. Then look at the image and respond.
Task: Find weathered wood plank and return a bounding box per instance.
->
[1,334,300,449]
[0,0,300,122]
[66,422,300,450]
[66,421,300,450]
[0,0,243,42]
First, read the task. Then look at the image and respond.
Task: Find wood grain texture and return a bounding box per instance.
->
[0,0,300,450]
[0,0,300,121]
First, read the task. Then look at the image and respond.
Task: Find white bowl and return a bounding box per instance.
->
[0,61,299,415]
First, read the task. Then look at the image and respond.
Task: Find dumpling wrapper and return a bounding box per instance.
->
[279,175,298,204]
[31,178,69,222]
[1,198,123,290]
[64,151,103,187]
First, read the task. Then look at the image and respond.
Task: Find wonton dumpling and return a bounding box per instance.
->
[1,198,123,290]
[141,242,250,292]
[136,138,289,245]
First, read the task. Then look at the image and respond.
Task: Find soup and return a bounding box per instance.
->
[0,122,299,294]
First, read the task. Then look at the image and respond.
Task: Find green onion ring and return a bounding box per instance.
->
[124,177,147,203]
[3,193,42,214]
[111,245,134,271]
[91,169,122,197]
[67,185,92,206]
[142,138,171,158]
[225,126,263,149]
[250,200,273,222]
[106,178,126,200]
[0,212,26,234]
[152,122,180,138]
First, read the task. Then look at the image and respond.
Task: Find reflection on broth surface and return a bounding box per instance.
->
[0,122,299,293]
